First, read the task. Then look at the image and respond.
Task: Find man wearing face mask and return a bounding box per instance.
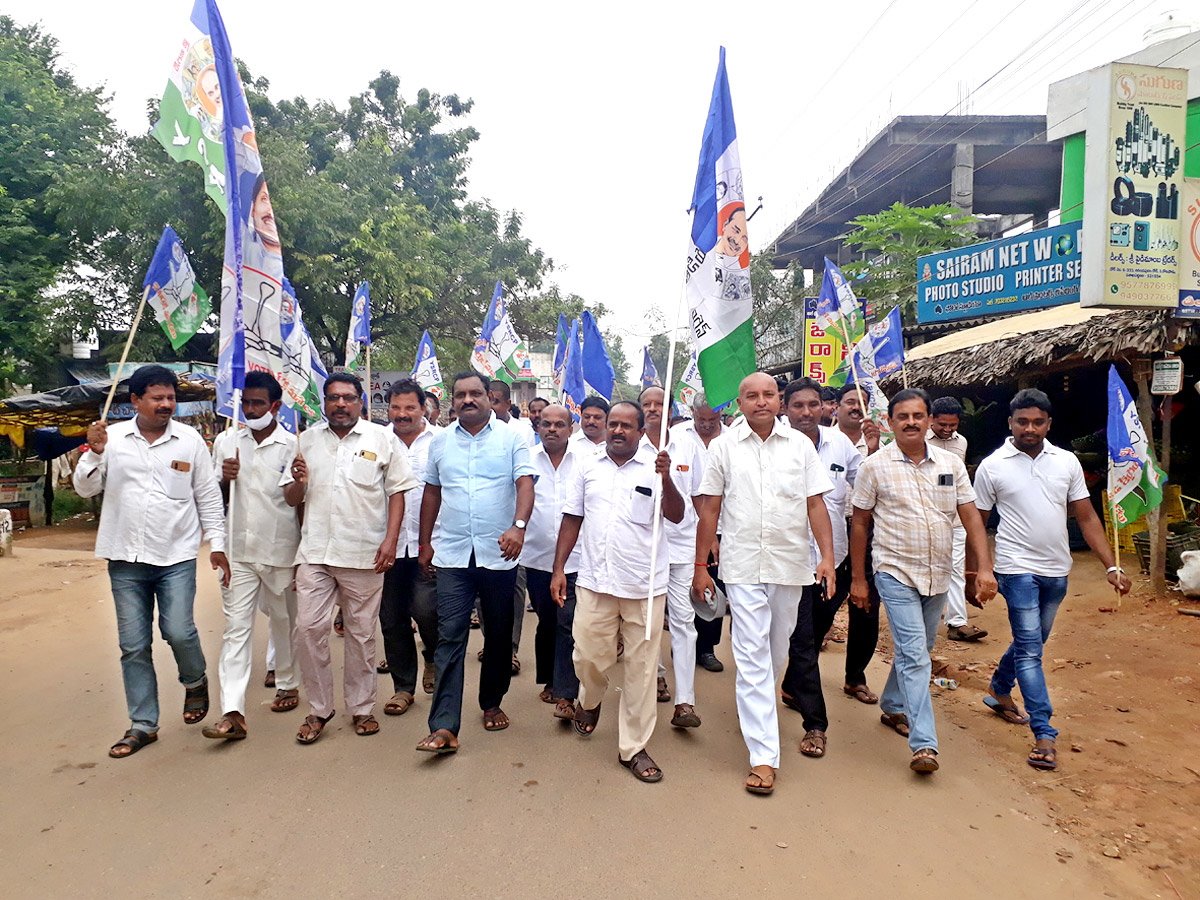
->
[204,371,301,741]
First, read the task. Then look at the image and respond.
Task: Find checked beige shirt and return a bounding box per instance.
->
[851,441,974,596]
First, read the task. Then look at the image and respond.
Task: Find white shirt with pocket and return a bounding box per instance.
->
[564,450,669,599]
[295,419,418,569]
[394,422,440,559]
[520,444,583,574]
[639,432,705,565]
[809,425,861,569]
[73,418,226,565]
[211,424,300,568]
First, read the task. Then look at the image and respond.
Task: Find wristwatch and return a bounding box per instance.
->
[513,519,527,529]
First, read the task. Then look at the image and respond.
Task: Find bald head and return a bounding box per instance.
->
[537,402,573,453]
[737,372,781,433]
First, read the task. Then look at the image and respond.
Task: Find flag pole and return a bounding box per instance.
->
[365,345,372,420]
[1110,483,1122,607]
[102,286,152,420]
[227,387,241,567]
[835,309,866,415]
[645,283,687,643]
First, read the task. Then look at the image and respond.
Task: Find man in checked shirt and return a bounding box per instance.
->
[850,388,997,775]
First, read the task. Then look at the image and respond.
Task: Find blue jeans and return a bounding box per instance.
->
[428,558,518,735]
[108,560,206,733]
[875,572,944,754]
[991,573,1069,741]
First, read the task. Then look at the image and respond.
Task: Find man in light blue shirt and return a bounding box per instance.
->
[415,372,535,754]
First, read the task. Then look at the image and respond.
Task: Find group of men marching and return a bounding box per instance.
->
[77,362,1130,791]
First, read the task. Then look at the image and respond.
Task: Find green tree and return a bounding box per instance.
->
[841,202,977,321]
[0,16,114,387]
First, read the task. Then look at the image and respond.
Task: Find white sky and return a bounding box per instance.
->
[6,0,1170,352]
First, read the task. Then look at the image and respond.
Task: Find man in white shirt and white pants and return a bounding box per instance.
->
[74,365,229,759]
[693,374,836,795]
[286,373,416,744]
[552,401,684,783]
[204,371,302,740]
[974,389,1130,771]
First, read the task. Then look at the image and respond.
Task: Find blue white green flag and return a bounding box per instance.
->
[345,282,371,372]
[412,330,445,400]
[142,225,211,350]
[1107,365,1166,528]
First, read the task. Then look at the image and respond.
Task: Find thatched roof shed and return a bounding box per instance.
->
[887,304,1196,390]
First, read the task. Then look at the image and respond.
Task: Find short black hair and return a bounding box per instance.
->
[426,393,440,409]
[784,378,823,406]
[819,387,836,403]
[451,371,489,395]
[1010,388,1052,416]
[637,384,666,401]
[837,383,862,403]
[510,404,521,419]
[244,370,282,403]
[610,400,645,429]
[528,396,549,410]
[324,371,363,398]
[931,396,963,418]
[888,387,932,417]
[387,378,426,407]
[128,364,177,397]
[580,396,610,415]
[489,379,512,401]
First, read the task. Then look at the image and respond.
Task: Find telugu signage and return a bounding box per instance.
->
[1178,178,1200,319]
[1082,63,1188,309]
[802,296,865,385]
[916,222,1082,324]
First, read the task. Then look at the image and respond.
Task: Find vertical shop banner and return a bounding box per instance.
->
[1082,64,1188,309]
[1178,178,1200,319]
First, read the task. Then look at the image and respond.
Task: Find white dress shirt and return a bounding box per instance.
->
[698,417,833,586]
[807,425,861,568]
[568,430,607,459]
[520,444,583,574]
[639,432,705,565]
[212,424,300,567]
[295,419,418,569]
[974,438,1089,577]
[73,418,225,564]
[499,413,537,449]
[564,450,670,598]
[393,421,440,558]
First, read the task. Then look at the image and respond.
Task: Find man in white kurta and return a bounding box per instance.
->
[204,371,301,740]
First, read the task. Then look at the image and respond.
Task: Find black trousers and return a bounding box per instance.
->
[780,585,828,732]
[380,555,440,695]
[526,568,579,699]
[810,557,880,686]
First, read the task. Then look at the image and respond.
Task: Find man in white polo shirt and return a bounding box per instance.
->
[204,371,301,741]
[286,372,416,744]
[552,400,684,783]
[974,389,1130,771]
[693,373,836,795]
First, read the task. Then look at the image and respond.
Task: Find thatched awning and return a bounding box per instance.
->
[888,304,1195,390]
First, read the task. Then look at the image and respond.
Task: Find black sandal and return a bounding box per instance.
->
[109,728,157,759]
[183,678,209,725]
[619,749,663,783]
[573,702,601,737]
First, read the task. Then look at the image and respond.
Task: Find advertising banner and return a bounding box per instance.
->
[1082,63,1188,309]
[0,475,47,527]
[1178,178,1200,319]
[802,296,864,385]
[916,222,1082,324]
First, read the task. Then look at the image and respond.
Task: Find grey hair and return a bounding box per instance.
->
[691,391,711,412]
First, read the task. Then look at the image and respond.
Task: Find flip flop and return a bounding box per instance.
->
[745,766,775,795]
[983,695,1031,725]
[1027,744,1058,770]
[880,712,910,737]
[415,729,459,754]
[843,684,879,704]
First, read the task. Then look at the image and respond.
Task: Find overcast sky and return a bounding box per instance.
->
[5,0,1169,352]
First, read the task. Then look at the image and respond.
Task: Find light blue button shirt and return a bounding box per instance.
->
[425,412,535,570]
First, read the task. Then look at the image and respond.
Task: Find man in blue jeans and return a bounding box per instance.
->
[73,365,230,759]
[415,372,535,754]
[850,388,996,774]
[973,389,1131,770]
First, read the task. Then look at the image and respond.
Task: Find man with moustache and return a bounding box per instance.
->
[74,365,229,758]
[287,373,416,744]
[640,385,706,728]
[835,384,880,458]
[693,373,836,795]
[379,379,441,716]
[552,401,684,782]
[416,372,535,754]
[850,388,997,774]
[782,379,878,708]
[569,396,610,458]
[674,393,727,673]
[527,397,549,434]
[204,371,301,741]
[520,404,582,719]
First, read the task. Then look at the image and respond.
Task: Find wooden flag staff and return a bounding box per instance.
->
[101,287,152,420]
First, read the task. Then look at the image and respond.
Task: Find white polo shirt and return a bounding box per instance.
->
[974,438,1089,577]
[807,425,861,568]
[394,421,440,558]
[73,418,226,564]
[520,444,582,574]
[698,417,832,586]
[295,419,417,569]
[639,432,704,565]
[212,423,299,567]
[564,450,670,598]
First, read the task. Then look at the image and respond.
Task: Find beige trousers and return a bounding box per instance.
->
[572,585,666,761]
[294,564,383,718]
